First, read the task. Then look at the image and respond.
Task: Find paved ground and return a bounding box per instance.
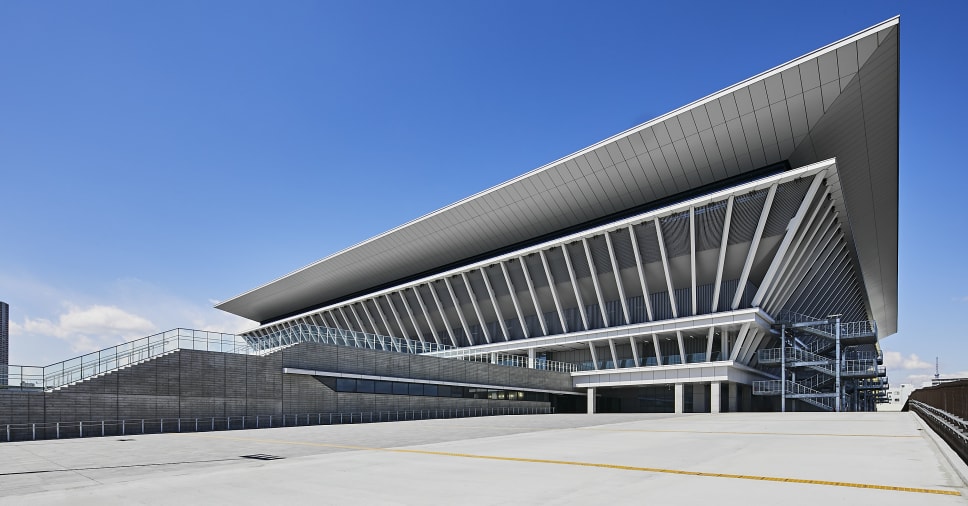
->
[1,412,966,505]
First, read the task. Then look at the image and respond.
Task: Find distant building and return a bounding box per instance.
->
[0,301,7,386]
[0,301,8,366]
[879,383,915,411]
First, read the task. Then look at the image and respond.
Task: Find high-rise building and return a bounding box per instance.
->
[0,301,8,366]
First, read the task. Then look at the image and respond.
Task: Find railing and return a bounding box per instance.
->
[909,379,968,421]
[752,378,829,397]
[759,347,831,366]
[0,406,555,443]
[774,311,877,339]
[908,399,968,464]
[841,359,879,377]
[753,380,783,394]
[3,329,254,391]
[2,324,580,393]
[434,347,577,373]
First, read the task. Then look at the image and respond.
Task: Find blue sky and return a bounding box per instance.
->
[1,1,965,386]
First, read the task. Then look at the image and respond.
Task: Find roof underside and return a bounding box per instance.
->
[218,18,899,336]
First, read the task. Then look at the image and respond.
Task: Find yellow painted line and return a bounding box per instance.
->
[188,433,959,496]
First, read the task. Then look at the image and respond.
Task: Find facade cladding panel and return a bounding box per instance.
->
[0,342,574,436]
[217,20,898,343]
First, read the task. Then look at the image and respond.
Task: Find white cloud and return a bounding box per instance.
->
[11,304,157,354]
[2,275,257,365]
[882,351,932,370]
[899,371,968,388]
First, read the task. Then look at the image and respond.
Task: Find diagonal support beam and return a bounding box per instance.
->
[608,338,620,369]
[676,331,687,364]
[711,196,734,313]
[562,244,589,330]
[461,272,491,344]
[540,249,569,334]
[427,282,458,347]
[655,218,678,318]
[481,267,511,341]
[588,341,600,370]
[652,333,663,365]
[444,277,474,346]
[729,323,752,361]
[519,255,548,336]
[630,336,641,367]
[583,238,610,327]
[397,291,426,345]
[690,207,697,316]
[732,184,778,310]
[604,231,630,325]
[628,225,654,321]
[500,261,530,339]
[752,173,825,307]
[705,327,715,362]
[412,286,442,345]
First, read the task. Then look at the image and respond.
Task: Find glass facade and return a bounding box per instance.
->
[326,377,550,402]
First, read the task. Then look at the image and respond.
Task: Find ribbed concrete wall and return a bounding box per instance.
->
[0,342,573,428]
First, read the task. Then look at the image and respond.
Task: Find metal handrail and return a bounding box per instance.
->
[2,324,578,392]
[1,405,556,443]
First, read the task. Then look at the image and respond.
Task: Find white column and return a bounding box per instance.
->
[490,352,498,365]
[587,388,596,414]
[728,382,739,412]
[674,384,684,414]
[710,382,721,414]
[528,348,536,369]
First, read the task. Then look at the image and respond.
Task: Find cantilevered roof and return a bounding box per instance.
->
[218,17,899,336]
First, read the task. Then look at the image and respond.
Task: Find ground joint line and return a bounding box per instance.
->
[189,433,960,496]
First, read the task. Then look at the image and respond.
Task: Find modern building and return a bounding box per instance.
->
[217,18,899,413]
[0,17,902,444]
[0,301,8,364]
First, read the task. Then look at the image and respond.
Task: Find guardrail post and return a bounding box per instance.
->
[57,422,61,439]
[161,419,164,433]
[121,420,124,436]
[80,421,83,438]
[211,417,215,431]
[101,420,105,437]
[142,419,145,434]
[32,424,35,441]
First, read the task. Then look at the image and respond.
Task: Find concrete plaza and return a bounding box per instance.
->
[1,412,965,505]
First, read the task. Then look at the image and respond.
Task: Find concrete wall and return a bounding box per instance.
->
[0,342,573,433]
